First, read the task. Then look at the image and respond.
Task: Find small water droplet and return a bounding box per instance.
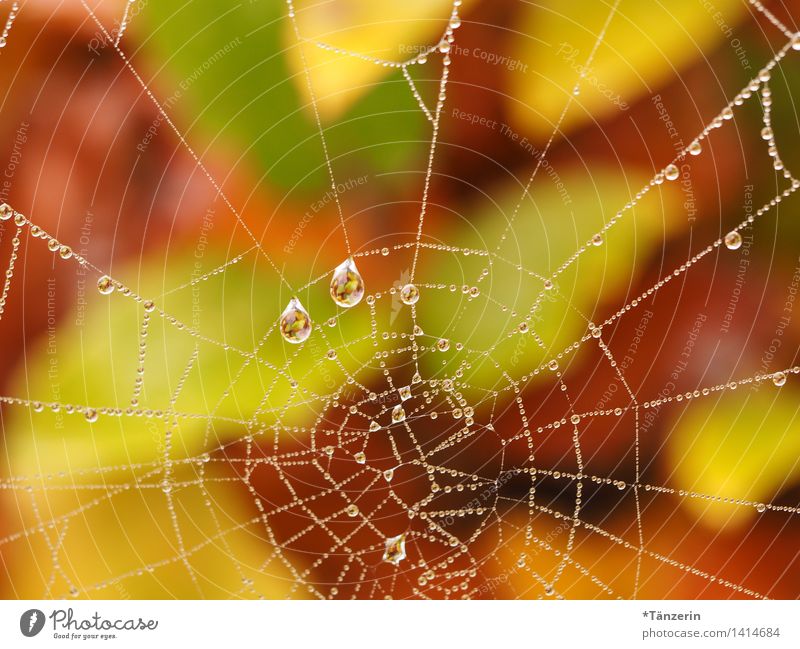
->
[664,164,679,181]
[756,503,767,513]
[0,203,12,220]
[413,324,423,336]
[772,371,787,387]
[58,245,73,260]
[143,300,155,313]
[345,503,359,517]
[548,359,558,371]
[399,385,412,401]
[353,452,366,464]
[381,247,390,256]
[591,233,603,246]
[724,231,742,250]
[279,297,312,344]
[412,372,422,384]
[688,140,702,156]
[369,420,381,432]
[436,338,450,352]
[97,276,114,295]
[383,468,394,481]
[330,257,365,308]
[326,349,337,360]
[85,409,98,423]
[400,284,420,305]
[391,405,406,423]
[383,534,406,565]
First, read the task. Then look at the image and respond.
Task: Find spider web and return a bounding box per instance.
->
[0,0,799,600]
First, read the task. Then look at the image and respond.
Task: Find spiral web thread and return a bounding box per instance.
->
[0,0,799,599]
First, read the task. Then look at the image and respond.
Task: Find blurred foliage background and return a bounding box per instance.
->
[1,0,799,599]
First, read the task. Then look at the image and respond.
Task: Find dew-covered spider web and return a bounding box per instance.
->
[1,0,800,599]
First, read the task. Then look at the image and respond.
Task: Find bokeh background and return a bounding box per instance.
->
[1,0,800,599]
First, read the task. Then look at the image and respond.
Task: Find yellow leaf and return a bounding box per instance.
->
[508,0,748,139]
[286,0,470,120]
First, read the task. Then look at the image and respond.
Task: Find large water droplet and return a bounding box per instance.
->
[279,297,312,344]
[329,257,365,308]
[382,534,406,565]
[772,371,787,387]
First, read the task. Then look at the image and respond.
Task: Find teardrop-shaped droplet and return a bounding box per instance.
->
[353,451,366,464]
[398,385,412,401]
[279,297,312,344]
[724,231,742,250]
[369,420,380,432]
[329,257,365,308]
[382,533,406,566]
[413,324,423,337]
[383,468,394,482]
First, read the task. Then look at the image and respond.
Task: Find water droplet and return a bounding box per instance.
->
[391,405,406,423]
[279,297,312,344]
[143,300,155,313]
[383,468,394,482]
[543,279,553,290]
[345,503,359,517]
[793,33,800,50]
[439,41,450,54]
[59,245,73,260]
[412,324,423,337]
[399,385,412,401]
[756,503,767,513]
[570,414,580,425]
[518,322,529,333]
[330,257,365,308]
[724,231,742,250]
[442,379,454,392]
[544,584,554,596]
[0,203,12,220]
[97,276,114,295]
[412,372,422,384]
[548,359,558,371]
[772,371,787,387]
[664,164,680,181]
[161,480,172,494]
[760,126,773,141]
[32,402,43,412]
[400,283,420,305]
[369,421,380,432]
[591,327,602,338]
[47,239,60,252]
[354,452,366,464]
[436,338,450,352]
[382,534,406,565]
[85,409,98,423]
[688,140,702,156]
[381,247,390,256]
[591,233,603,246]
[326,349,337,360]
